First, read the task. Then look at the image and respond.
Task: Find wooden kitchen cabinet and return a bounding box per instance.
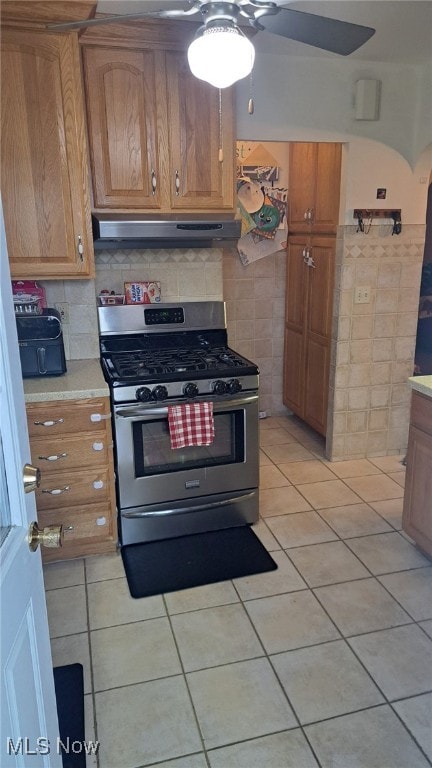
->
[402,390,432,556]
[81,41,235,212]
[26,397,117,562]
[288,143,341,234]
[283,235,336,436]
[283,141,341,436]
[1,27,95,279]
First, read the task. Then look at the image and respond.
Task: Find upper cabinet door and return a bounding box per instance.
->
[287,143,317,232]
[82,46,167,210]
[313,143,342,232]
[288,143,341,234]
[1,29,94,279]
[165,51,235,211]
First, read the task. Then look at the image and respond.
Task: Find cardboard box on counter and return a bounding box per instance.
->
[124,282,161,304]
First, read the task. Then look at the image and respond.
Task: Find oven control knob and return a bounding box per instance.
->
[212,379,228,395]
[136,387,152,402]
[183,382,199,399]
[228,378,242,394]
[152,385,168,401]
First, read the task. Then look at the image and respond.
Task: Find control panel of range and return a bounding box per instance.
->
[135,378,243,402]
[143,307,184,325]
[111,374,259,403]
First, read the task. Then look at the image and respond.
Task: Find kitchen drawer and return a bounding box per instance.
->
[35,466,111,511]
[30,432,112,471]
[410,390,432,435]
[38,502,117,562]
[39,503,115,544]
[27,398,110,437]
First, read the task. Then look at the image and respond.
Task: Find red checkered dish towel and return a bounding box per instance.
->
[167,402,215,449]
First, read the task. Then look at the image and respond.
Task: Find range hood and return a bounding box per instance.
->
[92,214,241,249]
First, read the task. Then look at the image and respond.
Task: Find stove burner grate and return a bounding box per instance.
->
[108,346,249,379]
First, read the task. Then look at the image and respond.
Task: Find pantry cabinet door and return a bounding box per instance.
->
[288,143,341,235]
[1,29,94,279]
[283,238,308,415]
[82,46,169,210]
[283,235,335,436]
[313,143,342,233]
[304,237,335,434]
[165,51,235,211]
[287,143,317,233]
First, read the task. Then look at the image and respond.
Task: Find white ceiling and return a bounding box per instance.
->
[96,0,432,63]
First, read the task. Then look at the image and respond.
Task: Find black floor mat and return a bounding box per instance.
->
[121,525,278,599]
[53,663,85,768]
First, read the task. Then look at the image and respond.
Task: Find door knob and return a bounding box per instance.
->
[23,463,41,494]
[28,522,64,552]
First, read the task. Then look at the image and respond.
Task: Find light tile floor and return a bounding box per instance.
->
[44,414,432,768]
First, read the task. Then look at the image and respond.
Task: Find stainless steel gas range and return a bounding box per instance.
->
[98,301,259,545]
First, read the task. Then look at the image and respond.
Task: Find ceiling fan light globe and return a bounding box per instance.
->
[187,27,255,89]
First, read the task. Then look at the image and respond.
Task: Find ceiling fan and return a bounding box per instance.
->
[48,1,376,88]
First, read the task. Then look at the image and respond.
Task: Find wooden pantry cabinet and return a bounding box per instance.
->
[1,27,95,279]
[26,397,117,562]
[283,142,341,436]
[402,389,432,556]
[288,142,341,235]
[283,235,336,436]
[81,41,235,212]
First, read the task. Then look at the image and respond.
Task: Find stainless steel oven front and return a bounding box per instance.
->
[114,392,259,544]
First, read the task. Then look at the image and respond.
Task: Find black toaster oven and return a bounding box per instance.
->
[16,309,67,378]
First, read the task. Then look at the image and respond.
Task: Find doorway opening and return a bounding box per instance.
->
[414,180,432,375]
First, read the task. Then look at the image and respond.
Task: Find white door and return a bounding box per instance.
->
[0,200,61,766]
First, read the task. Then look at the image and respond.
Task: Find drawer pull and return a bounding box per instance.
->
[93,480,104,490]
[90,413,111,422]
[42,486,70,495]
[96,517,107,526]
[38,453,67,462]
[92,442,104,452]
[64,525,74,533]
[34,418,64,427]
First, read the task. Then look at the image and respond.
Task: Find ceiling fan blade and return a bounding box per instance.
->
[47,7,195,32]
[258,7,375,56]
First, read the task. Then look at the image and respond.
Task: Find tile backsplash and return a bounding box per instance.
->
[41,225,427,462]
[42,247,225,360]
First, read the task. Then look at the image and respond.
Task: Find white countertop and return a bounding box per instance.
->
[408,375,432,399]
[23,359,109,402]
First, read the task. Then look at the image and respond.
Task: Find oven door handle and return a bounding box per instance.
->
[115,394,259,419]
[122,491,256,518]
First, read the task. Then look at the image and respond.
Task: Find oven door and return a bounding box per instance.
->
[114,393,259,541]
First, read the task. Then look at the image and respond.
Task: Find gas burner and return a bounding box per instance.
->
[98,302,259,395]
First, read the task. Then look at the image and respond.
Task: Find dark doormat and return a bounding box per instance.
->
[121,525,278,599]
[53,663,86,768]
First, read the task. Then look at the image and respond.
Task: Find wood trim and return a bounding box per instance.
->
[80,16,199,50]
[1,1,96,25]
